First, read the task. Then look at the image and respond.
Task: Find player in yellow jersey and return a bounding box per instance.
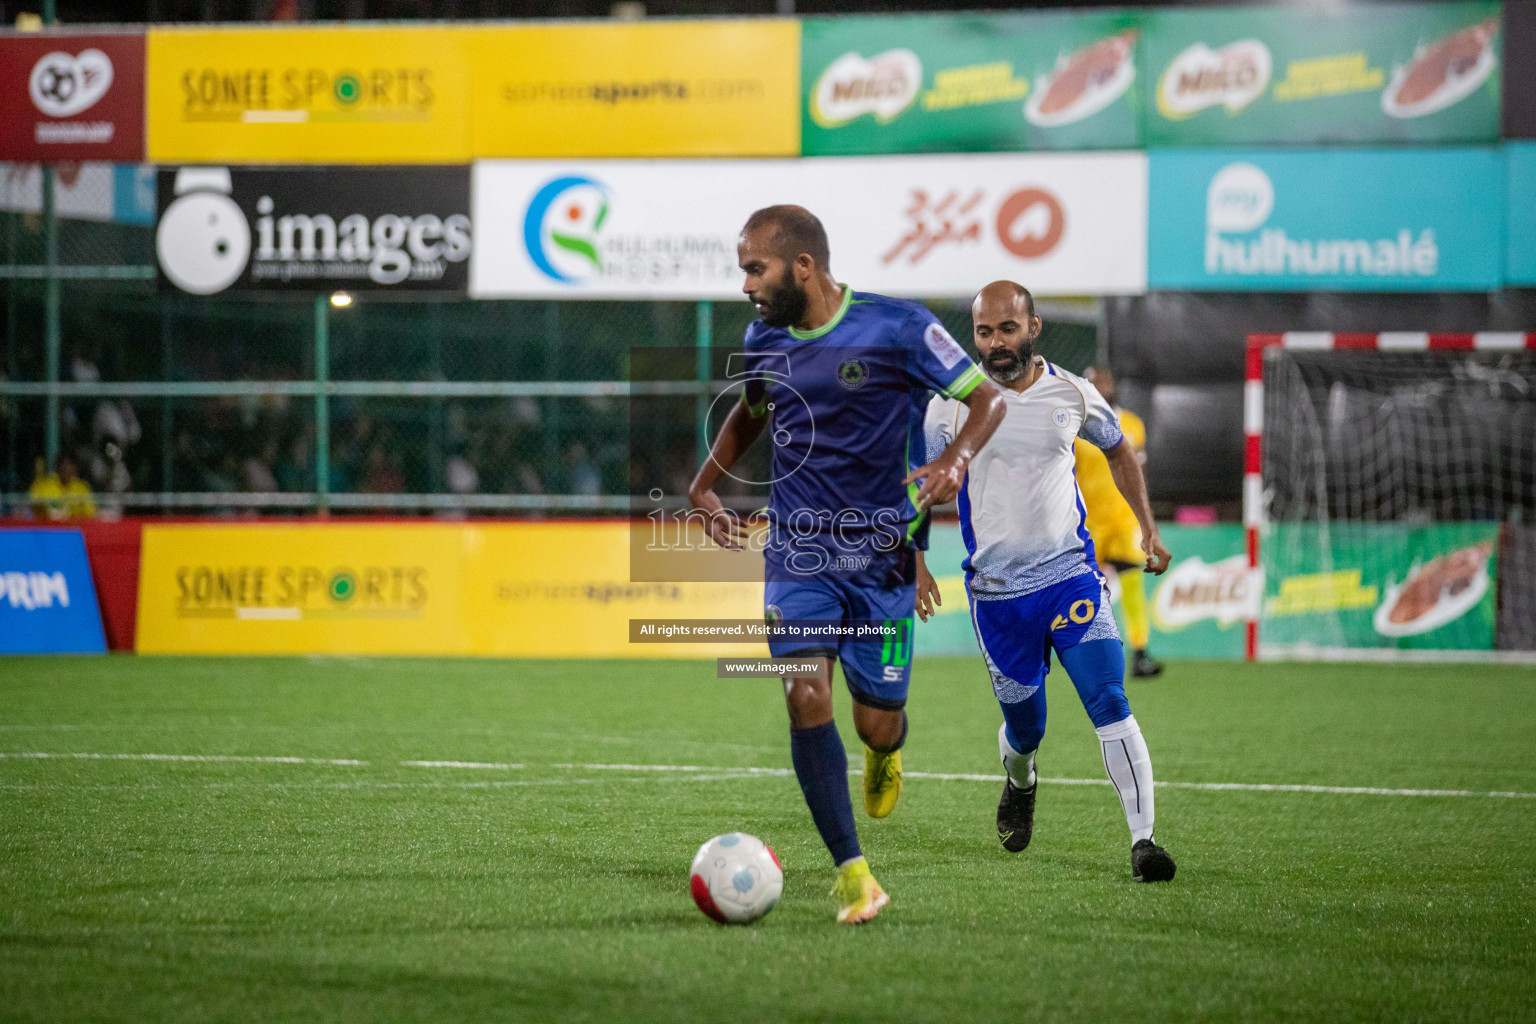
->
[1073,367,1162,678]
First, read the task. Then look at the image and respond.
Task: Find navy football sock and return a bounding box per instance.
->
[790,720,862,865]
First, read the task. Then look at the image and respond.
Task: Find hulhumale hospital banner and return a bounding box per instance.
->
[471,153,1147,299]
[800,10,1142,156]
[1143,1,1501,146]
[1147,148,1502,292]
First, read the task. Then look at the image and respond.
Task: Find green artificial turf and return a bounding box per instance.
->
[2,656,1534,1022]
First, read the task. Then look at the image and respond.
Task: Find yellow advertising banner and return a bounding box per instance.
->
[146,25,473,164]
[468,20,800,157]
[135,523,763,657]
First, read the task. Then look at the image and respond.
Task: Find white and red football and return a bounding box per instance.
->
[689,833,783,925]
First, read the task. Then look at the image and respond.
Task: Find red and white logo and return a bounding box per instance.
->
[29,48,113,118]
[882,185,1065,267]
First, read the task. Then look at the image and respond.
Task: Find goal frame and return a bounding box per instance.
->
[1242,331,1536,662]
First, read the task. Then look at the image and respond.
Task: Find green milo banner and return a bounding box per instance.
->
[1261,523,1499,652]
[914,524,1252,661]
[1138,524,1251,660]
[915,522,1498,660]
[1143,1,1502,146]
[801,11,1142,156]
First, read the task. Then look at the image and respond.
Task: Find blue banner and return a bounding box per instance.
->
[1508,143,1536,286]
[1148,148,1503,291]
[0,530,106,655]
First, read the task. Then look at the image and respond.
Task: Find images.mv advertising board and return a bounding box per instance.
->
[155,165,471,295]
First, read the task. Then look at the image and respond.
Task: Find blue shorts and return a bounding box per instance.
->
[765,575,916,710]
[969,570,1121,706]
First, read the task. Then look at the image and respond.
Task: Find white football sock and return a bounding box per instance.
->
[1096,715,1155,843]
[998,722,1037,789]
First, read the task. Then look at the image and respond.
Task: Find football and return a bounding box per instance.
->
[688,833,783,925]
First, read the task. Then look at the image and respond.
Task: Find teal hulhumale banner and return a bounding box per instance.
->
[1507,142,1536,285]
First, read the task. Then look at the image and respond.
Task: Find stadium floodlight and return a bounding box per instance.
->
[329,291,353,308]
[1244,332,1536,663]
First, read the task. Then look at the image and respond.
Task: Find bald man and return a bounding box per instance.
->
[917,281,1176,882]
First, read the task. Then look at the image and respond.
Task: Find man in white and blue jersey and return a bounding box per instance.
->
[918,280,1177,882]
[690,207,1006,923]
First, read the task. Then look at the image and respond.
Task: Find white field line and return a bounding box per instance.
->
[0,751,366,766]
[1,751,1533,800]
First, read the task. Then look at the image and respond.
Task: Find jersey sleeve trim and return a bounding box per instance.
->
[942,363,986,400]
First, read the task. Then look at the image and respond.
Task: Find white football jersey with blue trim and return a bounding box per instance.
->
[924,357,1124,599]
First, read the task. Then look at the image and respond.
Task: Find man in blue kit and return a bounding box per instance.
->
[689,206,1006,924]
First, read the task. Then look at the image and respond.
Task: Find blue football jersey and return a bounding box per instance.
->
[740,287,985,579]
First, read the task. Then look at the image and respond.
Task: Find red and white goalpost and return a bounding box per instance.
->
[1243,332,1536,662]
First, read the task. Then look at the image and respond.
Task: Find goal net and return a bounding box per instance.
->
[1246,333,1536,661]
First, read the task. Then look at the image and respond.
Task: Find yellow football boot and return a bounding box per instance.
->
[831,857,889,925]
[863,746,903,818]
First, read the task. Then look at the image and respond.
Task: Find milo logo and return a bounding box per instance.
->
[810,49,922,128]
[1157,39,1271,119]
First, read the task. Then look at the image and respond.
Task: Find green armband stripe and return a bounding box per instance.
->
[943,364,986,400]
[741,393,768,418]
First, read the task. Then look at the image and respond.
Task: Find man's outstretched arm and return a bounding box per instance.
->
[1105,440,1171,575]
[903,381,1007,508]
[687,397,769,549]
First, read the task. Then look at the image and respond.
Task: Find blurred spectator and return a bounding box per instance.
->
[85,442,133,505]
[69,345,100,386]
[327,439,353,493]
[447,402,471,447]
[276,436,312,493]
[204,454,242,493]
[28,455,95,520]
[360,443,405,494]
[92,399,141,452]
[244,440,280,493]
[446,450,480,495]
[172,429,209,491]
[566,443,600,497]
[514,464,543,495]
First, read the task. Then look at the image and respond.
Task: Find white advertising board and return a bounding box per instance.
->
[471,153,1147,299]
